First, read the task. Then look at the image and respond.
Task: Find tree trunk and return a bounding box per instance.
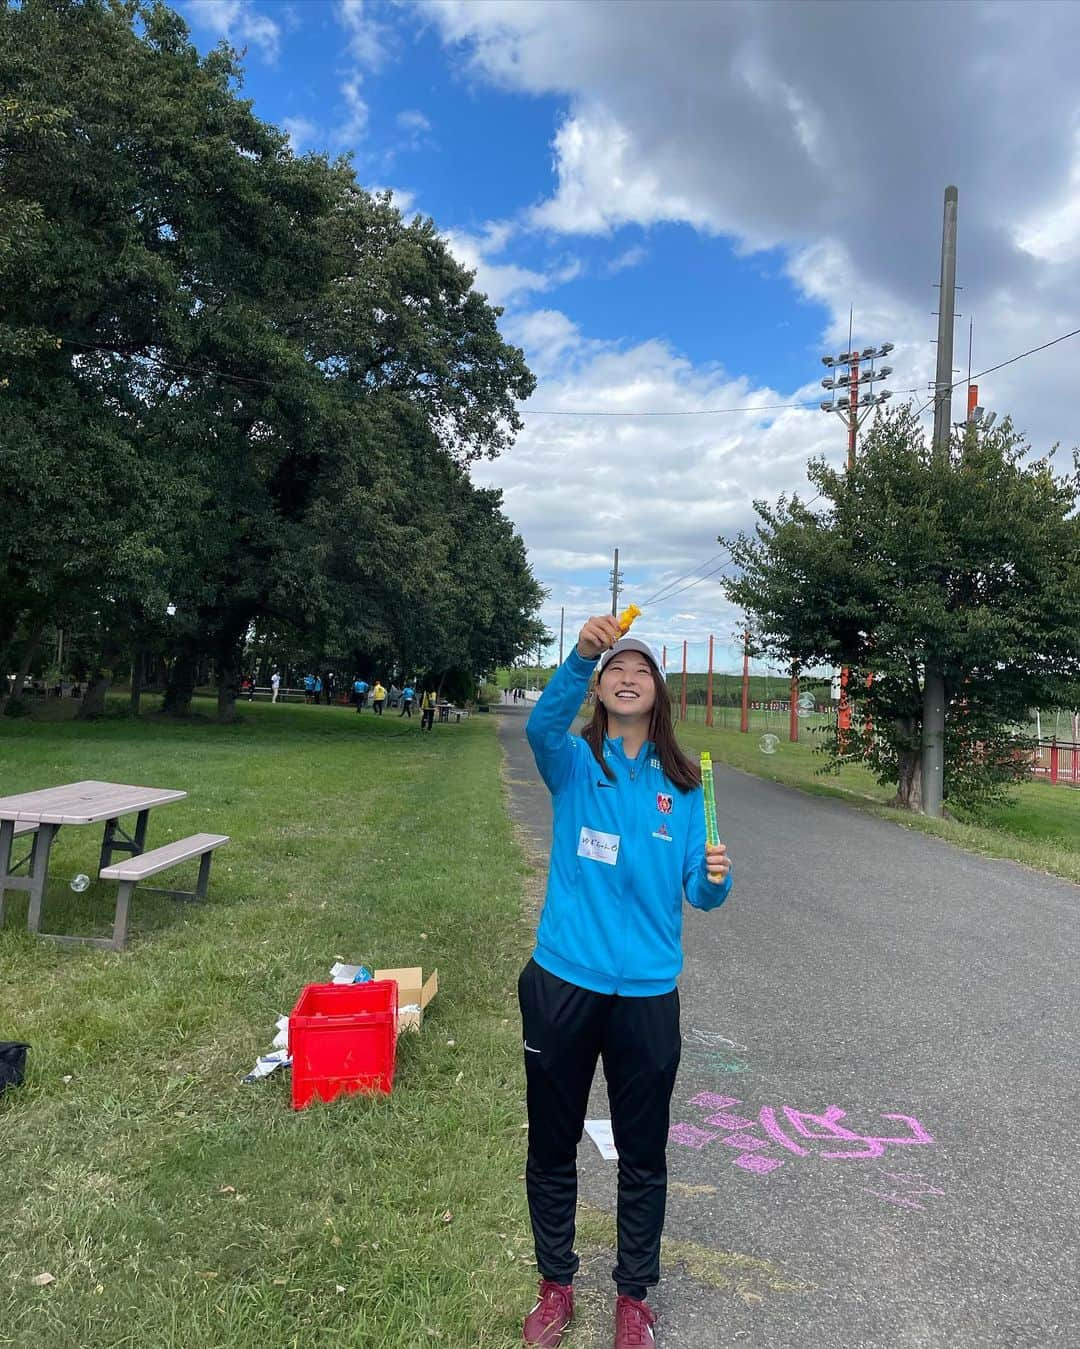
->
[0,609,23,693]
[163,649,197,716]
[78,671,112,719]
[891,749,923,811]
[216,644,241,724]
[0,617,46,716]
[129,648,144,716]
[78,635,124,721]
[217,671,238,724]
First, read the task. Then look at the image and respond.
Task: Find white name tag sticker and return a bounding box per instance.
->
[578,827,621,866]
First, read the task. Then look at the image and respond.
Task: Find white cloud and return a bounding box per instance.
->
[1015,131,1080,266]
[368,185,417,214]
[529,104,718,236]
[424,0,1080,454]
[443,222,580,308]
[397,109,432,134]
[337,75,369,147]
[606,245,648,276]
[282,116,319,154]
[185,0,280,61]
[471,309,840,661]
[337,0,389,68]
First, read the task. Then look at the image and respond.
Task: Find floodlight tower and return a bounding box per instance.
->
[819,341,895,469]
[818,333,894,741]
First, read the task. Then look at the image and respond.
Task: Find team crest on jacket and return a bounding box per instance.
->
[656,793,673,814]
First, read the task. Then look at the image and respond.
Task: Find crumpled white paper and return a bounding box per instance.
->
[243,1016,291,1082]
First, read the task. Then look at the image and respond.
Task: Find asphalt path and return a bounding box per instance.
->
[496,703,1079,1348]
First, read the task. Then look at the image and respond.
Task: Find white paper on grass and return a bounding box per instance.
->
[584,1120,619,1161]
[244,1049,291,1082]
[272,1015,289,1050]
[330,962,362,984]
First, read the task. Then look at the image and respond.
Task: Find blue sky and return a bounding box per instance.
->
[181,0,1080,673]
[185,1,826,386]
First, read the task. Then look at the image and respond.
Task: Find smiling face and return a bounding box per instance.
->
[598,651,658,722]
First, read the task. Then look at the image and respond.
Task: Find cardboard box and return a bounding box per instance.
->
[329,963,438,1032]
[375,967,438,1032]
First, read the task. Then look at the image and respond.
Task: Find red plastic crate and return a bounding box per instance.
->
[288,980,398,1110]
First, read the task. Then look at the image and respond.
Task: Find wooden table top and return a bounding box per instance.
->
[0,780,187,825]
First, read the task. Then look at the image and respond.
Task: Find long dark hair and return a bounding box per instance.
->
[582,663,701,792]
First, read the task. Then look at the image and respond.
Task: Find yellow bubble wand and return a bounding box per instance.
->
[700,751,720,848]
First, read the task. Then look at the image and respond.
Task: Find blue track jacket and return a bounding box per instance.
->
[526,648,732,996]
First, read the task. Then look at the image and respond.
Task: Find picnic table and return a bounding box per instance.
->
[0,780,187,942]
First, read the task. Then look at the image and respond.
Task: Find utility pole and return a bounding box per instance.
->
[921,185,958,820]
[609,548,622,617]
[558,606,565,665]
[740,628,750,734]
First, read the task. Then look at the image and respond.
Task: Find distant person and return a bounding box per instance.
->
[371,680,386,715]
[241,674,255,702]
[314,675,323,703]
[303,673,315,704]
[352,676,368,712]
[420,689,437,731]
[271,671,281,703]
[324,671,335,705]
[400,683,415,718]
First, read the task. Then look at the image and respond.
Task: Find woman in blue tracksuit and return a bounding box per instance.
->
[520,613,733,1349]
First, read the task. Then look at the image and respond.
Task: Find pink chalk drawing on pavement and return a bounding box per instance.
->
[863,1170,946,1212]
[688,1092,742,1111]
[733,1154,785,1175]
[669,1123,719,1150]
[669,1096,935,1179]
[720,1133,767,1151]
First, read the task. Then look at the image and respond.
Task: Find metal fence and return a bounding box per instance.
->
[1030,740,1080,788]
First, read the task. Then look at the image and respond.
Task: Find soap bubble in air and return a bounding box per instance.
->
[796,693,816,718]
[758,734,779,755]
[70,874,90,893]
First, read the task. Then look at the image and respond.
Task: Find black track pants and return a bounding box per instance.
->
[518,958,681,1297]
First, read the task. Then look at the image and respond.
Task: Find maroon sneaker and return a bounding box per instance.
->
[523,1279,574,1347]
[614,1294,657,1347]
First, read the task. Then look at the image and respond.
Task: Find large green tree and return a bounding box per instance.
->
[724,407,1080,813]
[1,0,540,720]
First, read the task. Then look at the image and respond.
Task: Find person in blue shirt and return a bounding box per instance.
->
[313,675,323,702]
[303,673,316,704]
[399,683,416,718]
[520,613,732,1349]
[352,677,368,713]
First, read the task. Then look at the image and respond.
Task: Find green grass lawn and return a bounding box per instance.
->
[1,700,538,1348]
[676,720,1080,887]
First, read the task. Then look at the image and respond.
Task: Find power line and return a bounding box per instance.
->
[914,324,1080,420]
[525,324,1080,421]
[522,398,815,418]
[642,552,730,605]
[640,491,824,610]
[648,559,734,607]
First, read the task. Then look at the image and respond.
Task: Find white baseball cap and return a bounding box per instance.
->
[597,637,661,674]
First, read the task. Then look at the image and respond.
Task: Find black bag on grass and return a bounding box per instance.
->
[0,1042,29,1093]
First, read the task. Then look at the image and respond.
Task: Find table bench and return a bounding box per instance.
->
[0,779,188,945]
[95,833,230,951]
